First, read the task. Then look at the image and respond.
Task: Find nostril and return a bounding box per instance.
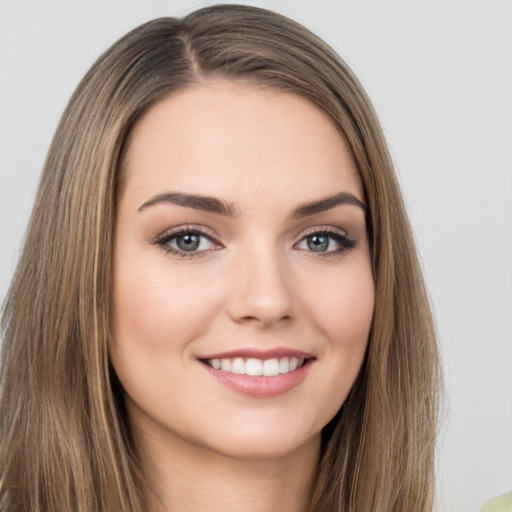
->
[237,313,292,327]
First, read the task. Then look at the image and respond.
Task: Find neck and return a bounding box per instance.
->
[136,425,320,512]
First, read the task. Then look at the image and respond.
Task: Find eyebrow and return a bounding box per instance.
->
[138,192,239,217]
[288,192,367,219]
[138,191,366,218]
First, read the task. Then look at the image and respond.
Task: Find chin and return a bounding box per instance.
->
[210,432,320,462]
[189,414,324,462]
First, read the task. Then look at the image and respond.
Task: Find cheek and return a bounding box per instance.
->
[302,265,375,349]
[109,262,223,411]
[291,264,374,433]
[112,260,222,351]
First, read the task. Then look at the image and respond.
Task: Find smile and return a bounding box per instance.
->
[198,349,315,398]
[205,356,306,376]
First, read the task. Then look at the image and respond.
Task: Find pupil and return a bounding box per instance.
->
[308,235,328,252]
[177,234,200,251]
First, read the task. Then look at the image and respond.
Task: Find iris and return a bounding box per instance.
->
[176,234,201,251]
[307,235,329,252]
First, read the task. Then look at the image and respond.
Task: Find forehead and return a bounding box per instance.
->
[121,81,363,206]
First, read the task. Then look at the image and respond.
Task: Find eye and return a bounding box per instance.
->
[295,229,356,255]
[155,227,220,257]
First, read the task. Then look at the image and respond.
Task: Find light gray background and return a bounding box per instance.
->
[1,1,511,510]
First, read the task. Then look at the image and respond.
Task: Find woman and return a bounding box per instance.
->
[0,5,440,511]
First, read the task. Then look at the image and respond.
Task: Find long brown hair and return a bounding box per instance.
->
[0,5,440,511]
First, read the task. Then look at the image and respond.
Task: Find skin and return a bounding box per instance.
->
[111,81,375,512]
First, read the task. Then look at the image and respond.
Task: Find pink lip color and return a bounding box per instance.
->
[199,358,314,398]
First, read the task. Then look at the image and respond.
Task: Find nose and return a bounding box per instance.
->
[225,247,296,328]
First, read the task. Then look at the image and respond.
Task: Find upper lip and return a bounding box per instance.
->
[198,348,315,360]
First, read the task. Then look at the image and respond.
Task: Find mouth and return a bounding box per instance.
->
[197,349,315,398]
[201,356,309,376]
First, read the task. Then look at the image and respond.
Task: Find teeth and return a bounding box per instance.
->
[231,357,245,374]
[279,357,290,374]
[205,356,307,376]
[245,358,263,376]
[262,358,280,376]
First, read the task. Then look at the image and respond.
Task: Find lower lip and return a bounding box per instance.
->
[200,360,313,398]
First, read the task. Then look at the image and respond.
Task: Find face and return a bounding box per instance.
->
[111,81,374,461]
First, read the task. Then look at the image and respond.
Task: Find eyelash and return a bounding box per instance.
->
[154,225,357,258]
[294,227,357,257]
[154,226,221,258]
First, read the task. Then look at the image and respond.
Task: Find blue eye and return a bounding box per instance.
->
[304,234,331,252]
[296,230,356,254]
[173,233,204,252]
[157,229,217,256]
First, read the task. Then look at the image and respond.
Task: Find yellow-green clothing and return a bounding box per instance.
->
[481,492,512,512]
